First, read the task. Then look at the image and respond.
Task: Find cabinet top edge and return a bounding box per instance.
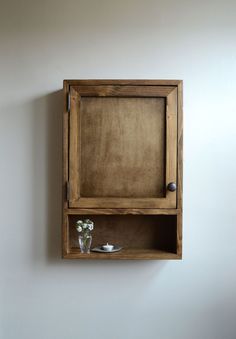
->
[63,79,183,86]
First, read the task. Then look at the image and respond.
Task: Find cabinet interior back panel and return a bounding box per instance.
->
[69,215,177,252]
[80,97,166,198]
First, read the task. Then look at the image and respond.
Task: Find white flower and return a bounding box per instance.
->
[88,224,94,231]
[76,220,83,225]
[76,225,82,232]
[75,219,94,233]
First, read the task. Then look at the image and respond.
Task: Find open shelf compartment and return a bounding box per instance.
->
[64,214,181,260]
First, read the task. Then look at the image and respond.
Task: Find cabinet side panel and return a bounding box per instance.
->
[177,81,183,210]
[177,213,182,257]
[63,81,70,257]
[63,81,69,208]
[177,82,183,257]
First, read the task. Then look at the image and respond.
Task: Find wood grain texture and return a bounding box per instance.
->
[63,80,69,209]
[177,81,183,257]
[177,81,183,210]
[62,214,69,256]
[64,79,182,86]
[65,208,180,215]
[177,213,182,257]
[62,80,183,260]
[68,83,178,209]
[74,85,175,97]
[80,97,165,198]
[69,87,80,203]
[69,198,174,209]
[62,81,69,257]
[65,248,181,260]
[165,88,177,208]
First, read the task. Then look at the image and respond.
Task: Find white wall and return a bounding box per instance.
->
[1,1,236,338]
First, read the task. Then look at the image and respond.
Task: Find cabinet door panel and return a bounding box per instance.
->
[68,84,177,208]
[81,97,165,198]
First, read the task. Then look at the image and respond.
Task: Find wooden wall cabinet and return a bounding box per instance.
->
[63,80,183,260]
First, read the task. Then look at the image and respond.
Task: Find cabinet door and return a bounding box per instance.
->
[67,83,177,209]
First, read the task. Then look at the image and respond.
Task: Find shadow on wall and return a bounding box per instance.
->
[32,90,63,265]
[46,91,63,263]
[30,91,166,274]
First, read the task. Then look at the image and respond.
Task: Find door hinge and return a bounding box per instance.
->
[67,90,70,112]
[66,181,70,201]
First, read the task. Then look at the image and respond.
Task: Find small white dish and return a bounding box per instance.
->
[91,245,122,253]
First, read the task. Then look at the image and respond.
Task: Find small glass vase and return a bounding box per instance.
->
[79,234,92,253]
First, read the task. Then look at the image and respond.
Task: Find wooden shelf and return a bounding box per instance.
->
[65,248,181,260]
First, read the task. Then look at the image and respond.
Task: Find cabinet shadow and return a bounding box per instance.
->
[32,90,63,265]
[31,90,168,271]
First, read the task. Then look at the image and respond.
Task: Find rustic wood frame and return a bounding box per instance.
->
[68,85,177,209]
[62,80,183,260]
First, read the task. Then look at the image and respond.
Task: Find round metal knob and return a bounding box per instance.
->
[167,182,177,192]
